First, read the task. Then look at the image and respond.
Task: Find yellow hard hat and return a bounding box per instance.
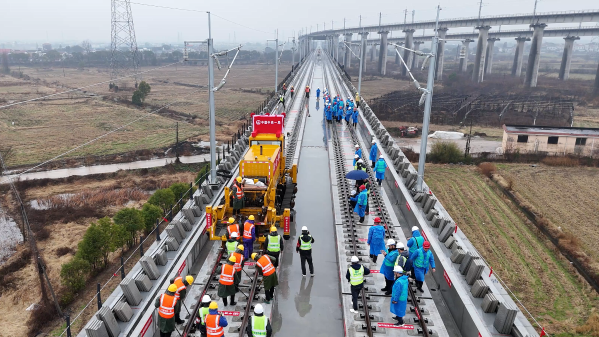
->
[248,215,255,220]
[185,275,194,285]
[251,253,258,260]
[228,217,235,223]
[270,226,277,232]
[237,244,244,251]
[167,284,177,292]
[209,301,218,310]
[236,176,242,183]
[229,256,237,263]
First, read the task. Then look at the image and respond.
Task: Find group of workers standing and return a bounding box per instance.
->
[322,89,361,127]
[346,223,435,327]
[349,141,388,223]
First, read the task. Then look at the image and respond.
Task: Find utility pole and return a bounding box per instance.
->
[359,15,362,28]
[404,9,408,25]
[175,122,180,163]
[532,0,538,22]
[379,12,382,27]
[358,29,366,94]
[207,11,217,183]
[416,5,441,192]
[412,10,415,23]
[275,30,279,92]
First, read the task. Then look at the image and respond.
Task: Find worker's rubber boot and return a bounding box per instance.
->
[230,295,236,306]
[223,297,228,307]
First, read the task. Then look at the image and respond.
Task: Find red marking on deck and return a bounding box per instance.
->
[177,260,186,276]
[444,270,452,288]
[140,316,153,336]
[378,323,414,330]
[219,310,240,316]
[358,238,367,242]
[406,202,411,211]
[370,269,380,273]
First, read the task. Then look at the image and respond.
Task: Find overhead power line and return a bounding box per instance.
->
[0,61,182,110]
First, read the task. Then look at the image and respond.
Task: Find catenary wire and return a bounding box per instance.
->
[0,61,183,110]
[0,86,202,185]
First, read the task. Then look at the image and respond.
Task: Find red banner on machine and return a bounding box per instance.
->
[284,215,290,234]
[252,115,284,135]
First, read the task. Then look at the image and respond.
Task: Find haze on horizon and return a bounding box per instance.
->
[1,0,597,46]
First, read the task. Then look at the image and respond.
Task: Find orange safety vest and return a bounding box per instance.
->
[227,223,240,238]
[234,183,243,199]
[206,314,224,337]
[257,255,275,276]
[219,263,235,285]
[232,252,243,272]
[158,293,177,319]
[173,277,186,301]
[243,222,254,240]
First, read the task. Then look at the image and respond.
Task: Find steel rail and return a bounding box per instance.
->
[322,60,374,337]
[324,55,431,337]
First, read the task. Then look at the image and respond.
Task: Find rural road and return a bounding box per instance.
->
[397,136,502,154]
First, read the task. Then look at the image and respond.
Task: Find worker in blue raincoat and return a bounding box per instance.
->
[380,239,398,295]
[374,158,387,186]
[351,107,359,128]
[337,101,344,122]
[369,140,378,168]
[325,104,332,123]
[411,241,435,293]
[316,88,321,99]
[406,226,424,276]
[367,217,386,263]
[354,185,368,223]
[344,106,352,124]
[355,144,362,158]
[353,154,359,167]
[390,266,409,326]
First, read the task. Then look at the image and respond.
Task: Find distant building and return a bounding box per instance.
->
[502,125,599,157]
[42,43,52,51]
[0,49,11,54]
[199,44,208,53]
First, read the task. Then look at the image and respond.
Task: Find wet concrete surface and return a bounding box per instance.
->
[272,61,344,336]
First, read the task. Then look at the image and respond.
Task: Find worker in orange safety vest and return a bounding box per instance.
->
[154,284,178,337]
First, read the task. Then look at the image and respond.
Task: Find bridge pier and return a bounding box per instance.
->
[472,25,491,82]
[413,41,424,69]
[402,29,415,76]
[524,23,547,88]
[512,37,529,77]
[559,36,580,80]
[344,33,352,68]
[378,31,389,75]
[460,39,473,72]
[484,38,500,75]
[435,28,448,80]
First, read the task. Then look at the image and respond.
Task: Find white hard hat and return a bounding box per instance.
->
[354,154,359,158]
[231,232,239,238]
[301,226,308,231]
[254,304,264,314]
[351,190,356,195]
[394,265,404,273]
[358,159,363,163]
[355,144,359,148]
[387,239,396,246]
[411,226,419,232]
[202,295,211,303]
[351,256,359,263]
[397,242,405,249]
[372,140,376,144]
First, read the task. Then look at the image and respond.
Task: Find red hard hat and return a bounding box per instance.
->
[359,185,366,190]
[423,241,431,249]
[374,217,381,223]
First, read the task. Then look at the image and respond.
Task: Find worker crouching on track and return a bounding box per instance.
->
[266,226,284,268]
[367,217,386,263]
[171,275,194,324]
[346,255,371,313]
[412,241,436,293]
[217,256,238,306]
[252,253,278,304]
[246,304,273,337]
[391,266,409,327]
[232,176,245,216]
[191,295,211,336]
[380,239,398,295]
[206,301,228,337]
[154,284,178,337]
[296,226,315,277]
[243,215,256,259]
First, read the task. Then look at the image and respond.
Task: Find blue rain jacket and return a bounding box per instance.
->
[355,148,362,158]
[407,230,424,255]
[316,88,321,97]
[374,158,387,180]
[412,247,435,282]
[367,225,386,256]
[380,249,399,281]
[353,190,368,217]
[390,275,409,317]
[369,143,378,161]
[352,109,359,123]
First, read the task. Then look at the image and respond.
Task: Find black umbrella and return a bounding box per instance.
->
[345,170,369,180]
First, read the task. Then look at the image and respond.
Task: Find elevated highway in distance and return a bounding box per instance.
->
[299,9,599,88]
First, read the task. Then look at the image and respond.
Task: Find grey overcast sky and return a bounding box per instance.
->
[1,0,597,45]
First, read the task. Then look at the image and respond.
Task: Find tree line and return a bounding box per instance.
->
[59,182,192,304]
